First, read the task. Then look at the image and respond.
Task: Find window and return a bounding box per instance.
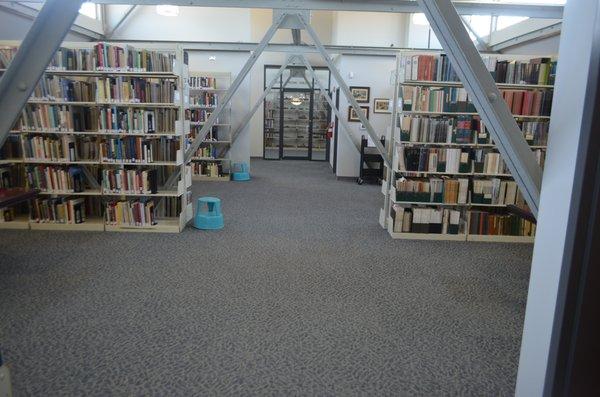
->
[79,2,98,19]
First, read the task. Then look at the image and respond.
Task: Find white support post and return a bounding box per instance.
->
[298,55,363,154]
[381,54,401,228]
[297,13,391,169]
[416,0,543,216]
[517,1,600,394]
[0,0,83,149]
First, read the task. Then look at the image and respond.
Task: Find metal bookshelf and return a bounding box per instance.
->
[0,42,194,233]
[380,52,554,243]
[187,71,232,181]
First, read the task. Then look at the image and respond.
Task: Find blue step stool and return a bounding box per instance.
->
[232,162,250,181]
[193,197,224,230]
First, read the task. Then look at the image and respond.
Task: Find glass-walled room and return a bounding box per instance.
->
[263,65,331,161]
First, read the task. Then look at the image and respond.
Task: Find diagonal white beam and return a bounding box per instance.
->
[416,0,543,216]
[217,56,297,159]
[299,54,363,154]
[164,11,286,188]
[0,0,83,149]
[298,13,390,168]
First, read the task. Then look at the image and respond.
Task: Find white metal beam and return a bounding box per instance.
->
[221,56,296,156]
[0,0,83,149]
[104,5,138,38]
[416,0,543,216]
[491,22,562,53]
[516,0,600,394]
[0,1,102,39]
[298,13,390,168]
[9,1,563,19]
[164,11,286,188]
[299,54,364,155]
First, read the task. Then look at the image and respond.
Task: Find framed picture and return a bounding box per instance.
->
[348,106,369,122]
[349,86,370,103]
[374,98,391,114]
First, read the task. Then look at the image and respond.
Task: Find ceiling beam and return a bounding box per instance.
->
[0,1,564,19]
[491,22,562,52]
[0,2,103,39]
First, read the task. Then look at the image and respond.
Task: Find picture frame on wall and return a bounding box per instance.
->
[373,98,391,114]
[349,86,370,103]
[348,106,369,122]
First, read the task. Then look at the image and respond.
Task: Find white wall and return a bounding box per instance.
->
[331,11,407,48]
[500,35,561,55]
[331,55,396,178]
[0,10,90,41]
[111,6,252,42]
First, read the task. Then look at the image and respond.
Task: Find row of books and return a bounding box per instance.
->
[31,77,94,102]
[392,205,462,235]
[0,166,21,188]
[472,179,526,206]
[501,89,553,117]
[402,54,556,85]
[102,169,159,194]
[195,146,219,159]
[1,45,176,72]
[0,136,21,159]
[188,76,216,89]
[31,197,89,224]
[190,109,213,123]
[402,85,553,116]
[399,115,549,146]
[395,177,525,206]
[31,77,178,104]
[27,165,86,193]
[190,92,218,106]
[95,77,176,104]
[396,178,468,204]
[399,146,545,174]
[23,135,97,162]
[468,211,536,237]
[18,105,179,134]
[100,137,180,163]
[105,200,156,227]
[191,162,224,178]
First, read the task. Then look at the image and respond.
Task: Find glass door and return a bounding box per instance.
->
[282,89,311,159]
[264,90,281,160]
[263,65,331,161]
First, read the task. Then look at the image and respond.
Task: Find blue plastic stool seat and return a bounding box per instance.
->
[232,162,250,181]
[193,196,224,230]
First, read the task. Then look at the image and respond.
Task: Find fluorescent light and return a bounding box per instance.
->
[156,5,180,17]
[412,13,429,26]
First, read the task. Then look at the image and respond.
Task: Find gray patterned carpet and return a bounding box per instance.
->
[0,159,533,396]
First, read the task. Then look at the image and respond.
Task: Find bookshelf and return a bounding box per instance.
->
[187,71,232,181]
[0,41,194,233]
[380,52,555,243]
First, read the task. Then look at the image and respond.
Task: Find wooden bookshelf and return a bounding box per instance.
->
[0,41,193,233]
[380,52,555,243]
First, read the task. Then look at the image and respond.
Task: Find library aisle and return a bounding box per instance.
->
[0,159,533,395]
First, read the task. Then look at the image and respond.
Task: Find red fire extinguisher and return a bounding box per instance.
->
[326,122,334,140]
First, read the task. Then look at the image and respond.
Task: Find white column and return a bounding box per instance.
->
[516,1,599,395]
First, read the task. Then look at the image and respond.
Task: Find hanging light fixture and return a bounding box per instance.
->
[290,96,303,106]
[156,5,180,17]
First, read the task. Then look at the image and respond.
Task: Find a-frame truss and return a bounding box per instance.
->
[0,0,544,212]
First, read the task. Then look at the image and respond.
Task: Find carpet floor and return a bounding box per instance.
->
[0,159,533,396]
